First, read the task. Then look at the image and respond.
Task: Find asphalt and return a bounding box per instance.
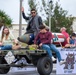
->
[0,64,56,75]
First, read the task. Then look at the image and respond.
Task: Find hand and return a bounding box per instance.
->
[13,39,18,44]
[21,7,24,12]
[39,43,43,47]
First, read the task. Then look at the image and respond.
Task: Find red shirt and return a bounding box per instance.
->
[34,31,52,44]
[61,31,69,46]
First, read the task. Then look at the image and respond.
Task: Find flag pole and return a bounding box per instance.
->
[19,0,23,36]
[49,0,52,31]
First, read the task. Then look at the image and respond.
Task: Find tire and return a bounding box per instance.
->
[37,57,53,75]
[0,57,10,74]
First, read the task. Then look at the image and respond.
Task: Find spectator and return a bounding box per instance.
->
[0,27,20,50]
[65,33,76,47]
[60,27,70,46]
[34,25,66,65]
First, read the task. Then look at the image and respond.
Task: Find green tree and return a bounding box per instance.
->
[42,1,74,34]
[28,0,74,34]
[28,0,37,12]
[51,2,73,34]
[0,10,12,28]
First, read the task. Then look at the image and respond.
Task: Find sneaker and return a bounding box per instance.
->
[52,56,56,62]
[60,60,66,65]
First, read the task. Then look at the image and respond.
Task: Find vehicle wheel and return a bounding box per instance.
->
[0,57,10,74]
[37,57,53,75]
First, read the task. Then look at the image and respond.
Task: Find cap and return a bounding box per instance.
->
[71,33,76,37]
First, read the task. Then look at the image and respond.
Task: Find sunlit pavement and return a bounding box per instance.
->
[0,64,56,75]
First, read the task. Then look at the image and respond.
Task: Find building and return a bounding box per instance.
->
[72,18,76,32]
[10,24,27,39]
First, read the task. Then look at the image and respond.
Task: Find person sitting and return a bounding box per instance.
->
[65,33,76,47]
[34,25,66,65]
[0,27,20,50]
[18,7,43,45]
[60,27,70,46]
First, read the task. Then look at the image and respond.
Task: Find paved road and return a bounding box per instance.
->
[0,64,75,75]
[5,70,56,75]
[1,70,56,75]
[0,64,56,75]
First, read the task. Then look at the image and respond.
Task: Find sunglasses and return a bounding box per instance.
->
[31,12,36,14]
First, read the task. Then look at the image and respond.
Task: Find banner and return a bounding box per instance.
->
[56,47,76,75]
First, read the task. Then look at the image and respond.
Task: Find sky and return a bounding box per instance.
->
[0,0,76,24]
[56,0,76,16]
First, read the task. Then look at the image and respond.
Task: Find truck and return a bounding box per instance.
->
[0,33,65,75]
[0,48,53,75]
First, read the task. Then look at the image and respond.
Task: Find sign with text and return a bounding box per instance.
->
[56,47,76,75]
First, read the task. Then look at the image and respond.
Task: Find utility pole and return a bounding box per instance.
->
[19,0,22,36]
[49,0,52,31]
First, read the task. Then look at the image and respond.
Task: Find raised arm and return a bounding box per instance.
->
[22,7,30,20]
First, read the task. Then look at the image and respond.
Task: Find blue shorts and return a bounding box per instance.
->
[0,45,12,50]
[29,34,41,45]
[28,34,34,44]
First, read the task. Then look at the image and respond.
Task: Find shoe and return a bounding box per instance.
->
[60,60,66,65]
[52,56,56,62]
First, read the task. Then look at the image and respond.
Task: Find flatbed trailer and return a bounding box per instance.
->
[0,48,53,75]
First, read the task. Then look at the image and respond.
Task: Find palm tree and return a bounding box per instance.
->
[0,10,12,28]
